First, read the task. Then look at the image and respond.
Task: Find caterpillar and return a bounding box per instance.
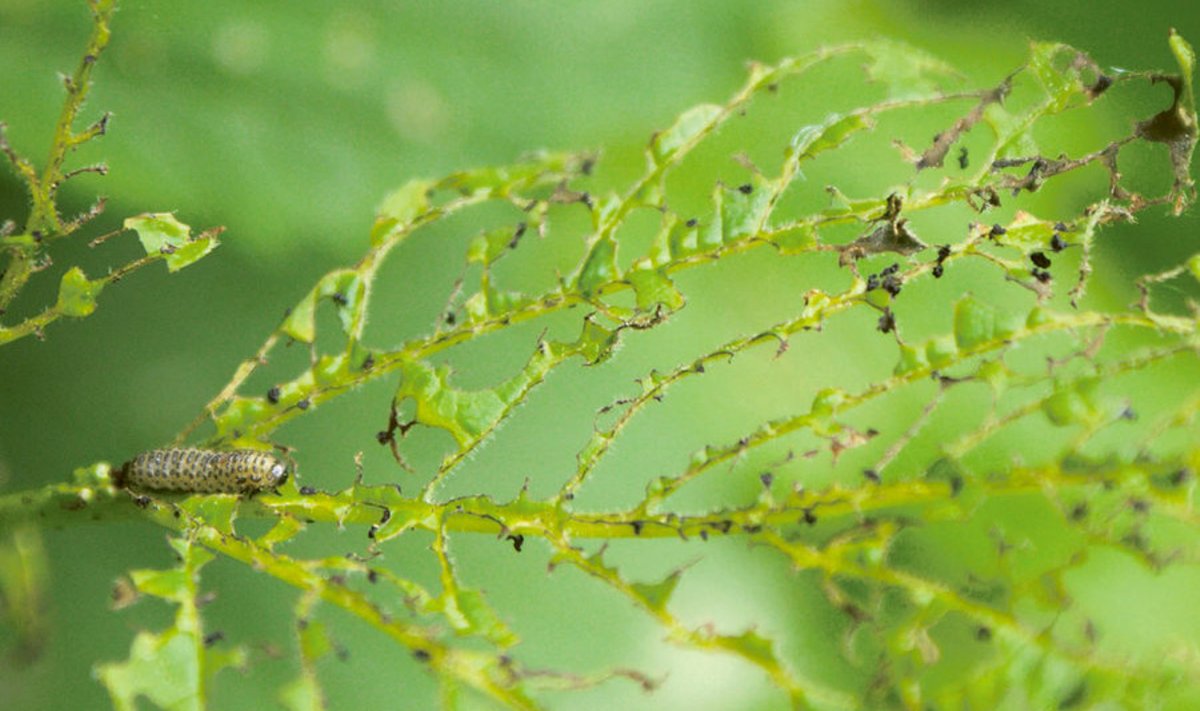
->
[114,448,288,494]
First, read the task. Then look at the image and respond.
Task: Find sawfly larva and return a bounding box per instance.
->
[114,448,288,494]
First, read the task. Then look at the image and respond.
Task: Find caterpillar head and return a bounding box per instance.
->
[268,459,289,487]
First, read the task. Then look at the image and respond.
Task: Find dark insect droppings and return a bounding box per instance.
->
[877,310,895,334]
[1089,74,1113,96]
[1030,252,1051,268]
[932,264,944,278]
[300,486,317,495]
[267,386,281,404]
[1050,234,1067,252]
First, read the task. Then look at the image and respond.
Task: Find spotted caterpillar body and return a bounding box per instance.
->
[115,448,288,494]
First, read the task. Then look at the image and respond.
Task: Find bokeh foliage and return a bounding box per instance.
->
[2,2,1200,710]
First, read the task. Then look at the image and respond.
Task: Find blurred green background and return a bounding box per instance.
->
[2,1,1199,709]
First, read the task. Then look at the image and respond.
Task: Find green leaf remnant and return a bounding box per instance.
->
[96,538,245,711]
